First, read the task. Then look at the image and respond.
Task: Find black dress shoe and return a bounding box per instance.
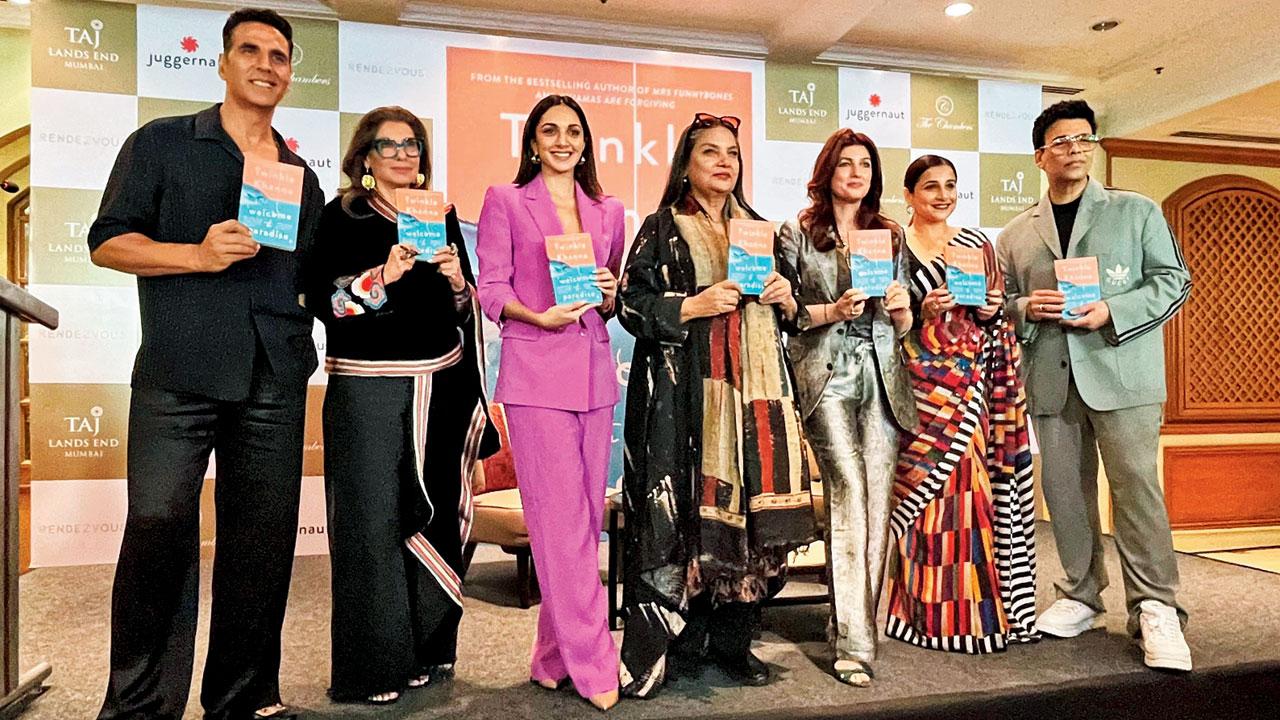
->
[710,648,771,686]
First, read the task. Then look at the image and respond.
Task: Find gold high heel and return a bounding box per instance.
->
[588,689,619,711]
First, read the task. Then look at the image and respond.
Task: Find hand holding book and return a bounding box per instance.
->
[920,286,956,321]
[594,267,618,313]
[975,288,1004,321]
[195,219,259,273]
[426,245,466,292]
[1025,288,1066,321]
[681,280,743,321]
[756,271,797,319]
[383,243,419,284]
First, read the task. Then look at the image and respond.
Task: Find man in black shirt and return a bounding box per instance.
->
[88,9,322,720]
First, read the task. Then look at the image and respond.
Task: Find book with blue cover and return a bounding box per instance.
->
[238,154,304,251]
[395,189,448,260]
[848,229,894,297]
[944,244,988,306]
[545,232,602,306]
[728,219,775,295]
[1055,256,1102,320]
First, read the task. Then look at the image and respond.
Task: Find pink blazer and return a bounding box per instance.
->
[475,174,626,412]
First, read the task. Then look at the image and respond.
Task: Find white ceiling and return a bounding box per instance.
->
[3,0,1278,147]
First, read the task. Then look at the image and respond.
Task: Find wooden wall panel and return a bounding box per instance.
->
[1164,445,1280,529]
[1162,174,1280,431]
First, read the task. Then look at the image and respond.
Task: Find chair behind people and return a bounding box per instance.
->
[463,403,539,608]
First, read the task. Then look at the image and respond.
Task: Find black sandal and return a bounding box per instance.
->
[833,660,873,688]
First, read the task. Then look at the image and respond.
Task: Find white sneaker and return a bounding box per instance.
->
[1138,600,1192,672]
[1037,598,1101,638]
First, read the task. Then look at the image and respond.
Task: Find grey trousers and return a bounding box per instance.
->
[1034,378,1186,635]
[804,338,899,664]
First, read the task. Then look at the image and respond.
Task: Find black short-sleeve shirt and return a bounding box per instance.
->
[88,103,325,401]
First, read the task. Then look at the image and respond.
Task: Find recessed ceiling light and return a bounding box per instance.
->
[8,0,32,6]
[1091,19,1120,32]
[945,2,974,17]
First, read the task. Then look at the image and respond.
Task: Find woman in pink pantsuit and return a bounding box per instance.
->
[475,95,625,712]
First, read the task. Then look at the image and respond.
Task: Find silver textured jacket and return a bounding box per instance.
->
[777,218,917,432]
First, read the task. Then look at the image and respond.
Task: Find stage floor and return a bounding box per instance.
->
[17,523,1280,719]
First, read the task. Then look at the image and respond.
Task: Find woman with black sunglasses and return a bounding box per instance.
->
[616,113,815,698]
[305,106,499,705]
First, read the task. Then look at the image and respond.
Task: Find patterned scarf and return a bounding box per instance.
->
[671,197,814,599]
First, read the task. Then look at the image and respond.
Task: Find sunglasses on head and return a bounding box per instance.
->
[692,113,741,134]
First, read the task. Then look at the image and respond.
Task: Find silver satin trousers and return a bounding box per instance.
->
[803,336,900,664]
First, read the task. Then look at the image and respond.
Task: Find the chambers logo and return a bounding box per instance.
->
[291,42,332,88]
[918,93,973,132]
[911,76,978,151]
[145,33,217,71]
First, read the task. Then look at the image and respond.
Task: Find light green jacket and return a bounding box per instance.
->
[996,178,1191,414]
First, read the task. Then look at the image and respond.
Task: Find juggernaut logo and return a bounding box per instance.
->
[145,33,217,71]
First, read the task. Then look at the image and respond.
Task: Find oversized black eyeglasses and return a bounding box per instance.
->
[371,137,424,158]
[692,113,741,134]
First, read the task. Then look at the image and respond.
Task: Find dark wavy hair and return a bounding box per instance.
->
[799,128,897,252]
[657,118,756,216]
[1032,99,1097,150]
[512,95,602,200]
[222,8,293,58]
[903,154,957,192]
[338,106,432,214]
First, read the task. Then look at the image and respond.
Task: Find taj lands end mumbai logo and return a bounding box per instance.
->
[51,405,121,457]
[778,82,828,124]
[991,171,1037,209]
[51,19,121,69]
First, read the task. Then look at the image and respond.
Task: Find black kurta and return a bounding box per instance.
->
[616,200,814,696]
[306,195,499,699]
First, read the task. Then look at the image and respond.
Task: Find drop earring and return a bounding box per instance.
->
[415,173,426,187]
[531,154,541,164]
[578,155,586,165]
[361,168,376,190]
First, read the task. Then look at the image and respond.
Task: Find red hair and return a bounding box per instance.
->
[798,129,899,252]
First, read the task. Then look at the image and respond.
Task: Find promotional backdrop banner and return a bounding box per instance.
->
[28,0,1041,566]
